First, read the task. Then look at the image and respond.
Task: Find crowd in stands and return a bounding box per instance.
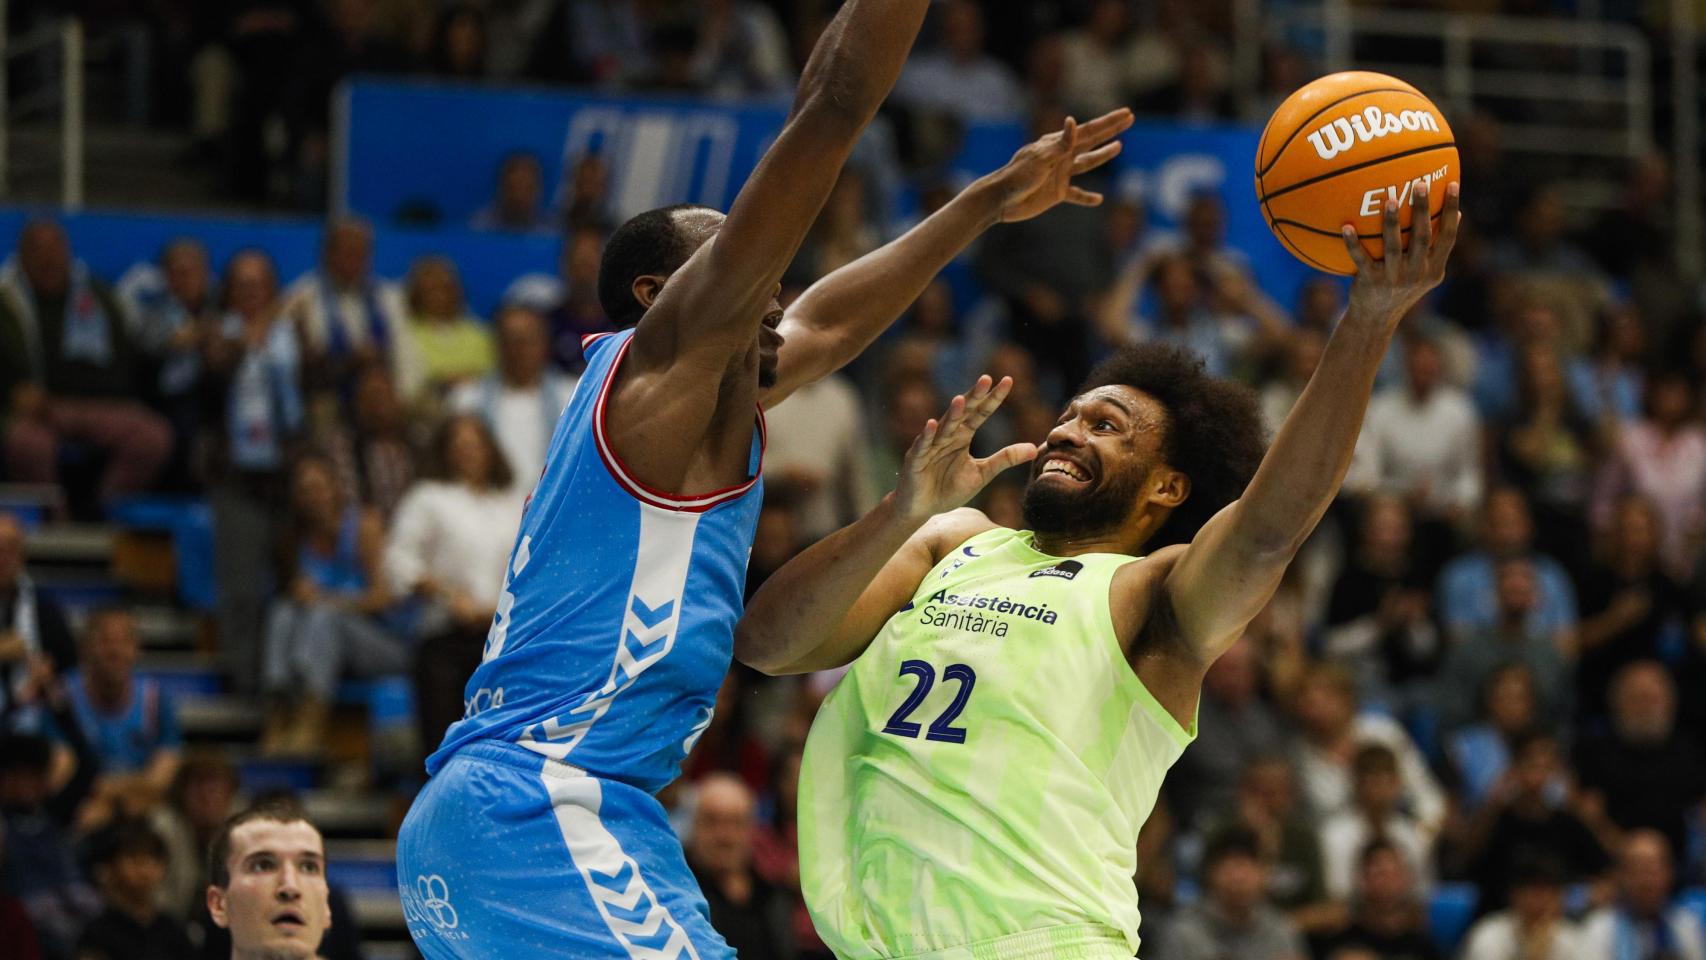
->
[1,1,1704,959]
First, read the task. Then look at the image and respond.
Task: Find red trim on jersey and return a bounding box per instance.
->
[591,337,766,513]
[581,331,617,350]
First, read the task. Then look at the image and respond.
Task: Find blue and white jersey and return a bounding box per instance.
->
[429,329,765,794]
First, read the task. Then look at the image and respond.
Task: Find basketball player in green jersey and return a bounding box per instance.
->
[734,182,1461,960]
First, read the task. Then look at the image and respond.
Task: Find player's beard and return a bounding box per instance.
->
[1020,462,1145,541]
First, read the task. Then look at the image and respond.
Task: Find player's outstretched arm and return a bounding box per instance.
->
[737,377,1033,675]
[615,0,929,478]
[761,109,1134,407]
[1148,184,1461,679]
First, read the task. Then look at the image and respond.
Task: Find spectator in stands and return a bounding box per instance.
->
[1133,43,1237,122]
[1458,731,1611,914]
[0,834,42,960]
[1573,661,1706,863]
[745,493,801,602]
[1459,855,1587,960]
[450,306,575,491]
[751,744,826,958]
[395,256,493,404]
[1500,344,1597,550]
[0,220,172,508]
[1486,184,1610,354]
[687,773,792,959]
[1320,744,1434,902]
[1289,663,1446,836]
[790,170,882,283]
[470,151,551,234]
[280,218,402,410]
[205,249,305,695]
[865,376,942,499]
[427,3,487,80]
[1322,495,1442,711]
[259,453,405,757]
[1098,252,1257,381]
[204,800,332,960]
[1580,830,1706,960]
[384,415,523,757]
[1054,0,1140,117]
[1447,663,1546,813]
[1433,557,1572,734]
[152,754,239,921]
[1575,495,1692,723]
[77,819,194,960]
[1436,487,1580,644]
[64,609,183,830]
[685,671,772,792]
[1568,303,1646,427]
[0,514,76,728]
[117,238,221,490]
[0,733,101,960]
[1161,827,1307,960]
[505,226,611,372]
[763,369,877,540]
[1593,373,1706,579]
[692,0,794,98]
[559,153,612,232]
[893,1,1023,122]
[1171,639,1286,828]
[1347,331,1483,526]
[1259,328,1324,436]
[318,361,418,521]
[1319,838,1442,960]
[1205,756,1334,932]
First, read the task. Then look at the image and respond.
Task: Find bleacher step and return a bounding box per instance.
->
[25,523,116,564]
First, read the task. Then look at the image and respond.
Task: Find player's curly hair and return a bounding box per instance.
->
[1077,343,1266,550]
[598,203,720,329]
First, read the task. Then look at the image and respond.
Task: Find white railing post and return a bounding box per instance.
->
[1444,17,1473,115]
[1674,0,1701,278]
[62,18,83,210]
[1324,0,1352,72]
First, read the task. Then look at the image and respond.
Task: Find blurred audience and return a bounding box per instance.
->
[449,306,576,491]
[1579,830,1706,960]
[1162,827,1307,960]
[63,610,183,830]
[75,819,193,960]
[0,514,76,728]
[1458,856,1587,960]
[395,257,493,404]
[686,773,793,960]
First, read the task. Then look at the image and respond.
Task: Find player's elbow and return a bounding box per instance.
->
[789,79,877,140]
[732,622,791,677]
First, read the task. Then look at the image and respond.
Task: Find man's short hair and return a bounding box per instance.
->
[1201,826,1262,873]
[92,818,169,867]
[1351,742,1399,778]
[1075,344,1265,549]
[207,798,315,888]
[596,203,718,329]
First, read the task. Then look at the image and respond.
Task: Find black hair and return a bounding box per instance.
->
[1357,836,1403,870]
[91,818,168,867]
[0,734,53,776]
[597,203,719,329]
[1201,826,1262,872]
[1077,343,1265,549]
[1352,742,1399,777]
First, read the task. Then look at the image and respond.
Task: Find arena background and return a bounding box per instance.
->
[1,1,1705,958]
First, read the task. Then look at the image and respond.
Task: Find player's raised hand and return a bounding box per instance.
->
[894,376,1038,522]
[992,108,1134,224]
[1341,180,1462,321]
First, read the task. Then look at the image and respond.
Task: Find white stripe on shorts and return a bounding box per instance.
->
[540,762,703,960]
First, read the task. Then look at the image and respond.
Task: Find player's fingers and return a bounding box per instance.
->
[1409,178,1432,267]
[1382,199,1401,278]
[907,418,939,464]
[933,393,971,446]
[1071,141,1122,175]
[1433,182,1463,267]
[1077,107,1134,145]
[960,376,1013,434]
[977,443,1040,480]
[1341,225,1373,274]
[1066,187,1104,207]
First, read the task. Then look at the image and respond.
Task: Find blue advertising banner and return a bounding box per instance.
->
[338,80,1322,308]
[337,79,790,228]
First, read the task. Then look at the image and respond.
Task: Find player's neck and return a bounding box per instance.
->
[1030,514,1160,558]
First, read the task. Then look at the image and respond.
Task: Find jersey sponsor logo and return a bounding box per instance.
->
[915,587,1059,637]
[1306,106,1441,161]
[462,687,505,719]
[1028,559,1084,581]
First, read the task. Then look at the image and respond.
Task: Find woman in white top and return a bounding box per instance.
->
[383,414,526,761]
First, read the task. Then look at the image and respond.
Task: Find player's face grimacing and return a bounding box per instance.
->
[1021,385,1165,538]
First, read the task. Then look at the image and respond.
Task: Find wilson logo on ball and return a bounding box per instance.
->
[1307,106,1442,161]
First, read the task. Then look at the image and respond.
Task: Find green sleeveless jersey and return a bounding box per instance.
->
[798,527,1196,960]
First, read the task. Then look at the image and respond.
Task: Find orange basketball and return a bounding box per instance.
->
[1256,71,1459,275]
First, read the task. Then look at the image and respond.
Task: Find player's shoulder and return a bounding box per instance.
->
[918,508,1001,560]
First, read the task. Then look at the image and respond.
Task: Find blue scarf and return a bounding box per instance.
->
[318,275,391,359]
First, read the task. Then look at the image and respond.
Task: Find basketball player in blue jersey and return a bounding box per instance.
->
[394,1,1134,955]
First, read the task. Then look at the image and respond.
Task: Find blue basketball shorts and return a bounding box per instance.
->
[396,740,733,959]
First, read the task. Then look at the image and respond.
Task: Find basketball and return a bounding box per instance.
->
[1256,71,1459,275]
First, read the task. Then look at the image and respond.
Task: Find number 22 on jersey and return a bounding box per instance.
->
[881,659,977,744]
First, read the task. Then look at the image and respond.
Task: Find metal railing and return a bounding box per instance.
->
[1,13,87,209]
[1240,3,1703,274]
